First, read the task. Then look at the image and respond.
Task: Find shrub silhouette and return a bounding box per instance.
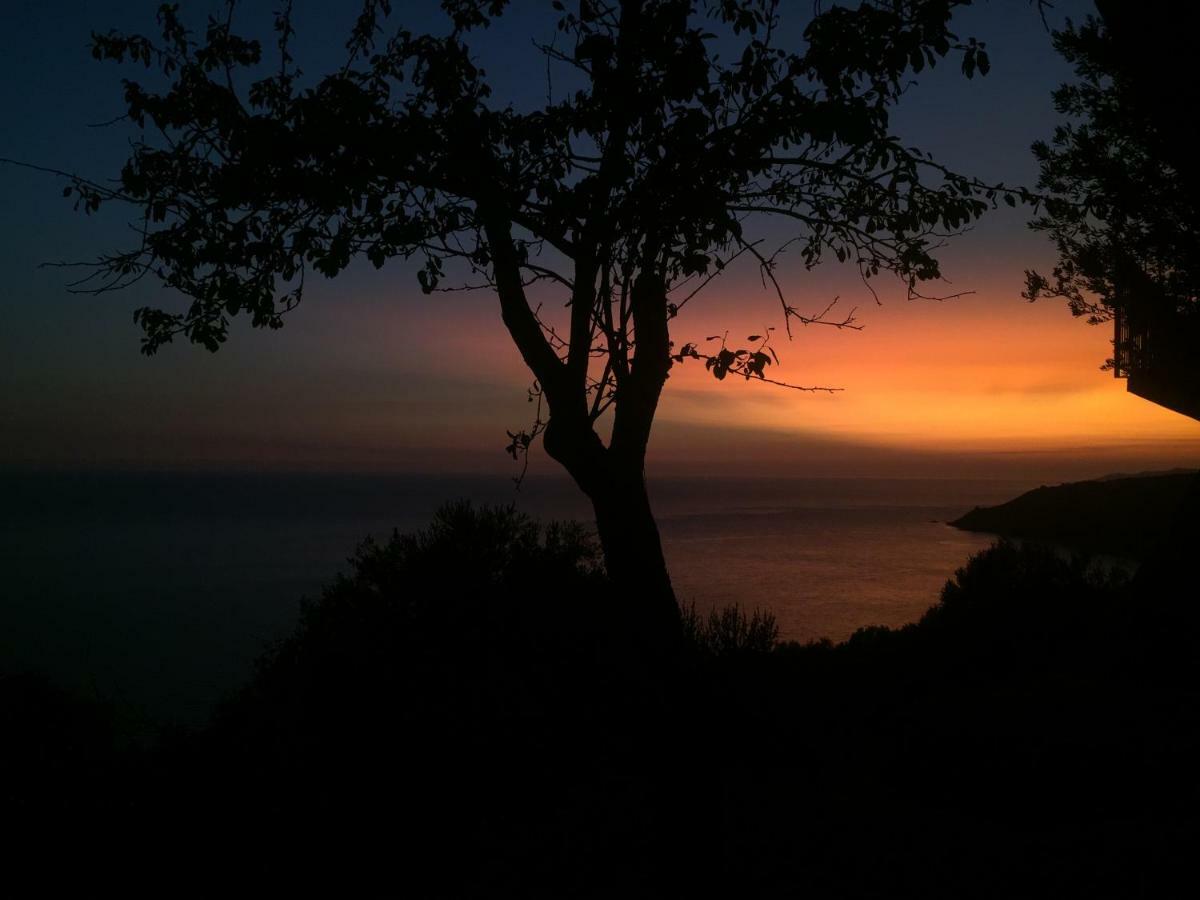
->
[194,502,712,894]
[739,541,1200,899]
[168,534,1200,895]
[214,500,611,777]
[11,519,1199,897]
[183,501,787,893]
[680,601,779,657]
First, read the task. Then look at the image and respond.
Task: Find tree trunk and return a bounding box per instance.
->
[485,216,680,652]
[590,469,682,649]
[583,265,681,651]
[541,415,681,654]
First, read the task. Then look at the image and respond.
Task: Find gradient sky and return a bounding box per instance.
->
[3,0,1198,481]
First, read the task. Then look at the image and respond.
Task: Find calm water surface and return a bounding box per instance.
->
[1,470,1031,723]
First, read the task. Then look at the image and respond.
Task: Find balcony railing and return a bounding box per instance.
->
[1113,303,1200,420]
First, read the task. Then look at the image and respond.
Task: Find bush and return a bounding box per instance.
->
[217,501,608,746]
[187,502,631,892]
[680,601,779,657]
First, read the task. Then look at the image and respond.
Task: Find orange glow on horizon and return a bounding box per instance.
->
[653,279,1200,457]
[330,266,1200,475]
[177,268,1199,477]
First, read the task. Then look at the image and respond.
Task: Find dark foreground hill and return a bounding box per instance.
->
[6,503,1199,898]
[950,471,1197,559]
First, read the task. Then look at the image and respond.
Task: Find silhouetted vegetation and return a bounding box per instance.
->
[1025,1,1200,340]
[2,669,118,805]
[65,1,1046,636]
[7,503,1199,896]
[1022,3,1200,596]
[7,3,1195,893]
[680,601,779,657]
[1025,2,1200,422]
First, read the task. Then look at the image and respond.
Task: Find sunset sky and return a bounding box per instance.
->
[3,0,1198,481]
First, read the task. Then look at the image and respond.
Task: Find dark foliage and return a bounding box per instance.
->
[1024,1,1200,354]
[7,511,1199,897]
[198,503,633,893]
[77,1,1009,355]
[57,1,1049,627]
[680,600,779,657]
[1,669,118,807]
[750,540,1200,898]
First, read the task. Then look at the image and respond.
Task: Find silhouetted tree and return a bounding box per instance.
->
[69,1,1024,640]
[1024,0,1200,363]
[1023,0,1200,581]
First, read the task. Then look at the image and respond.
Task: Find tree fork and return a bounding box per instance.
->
[72,0,1013,656]
[542,410,681,650]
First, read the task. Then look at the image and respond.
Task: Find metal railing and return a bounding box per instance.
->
[1113,300,1200,419]
[1113,303,1195,378]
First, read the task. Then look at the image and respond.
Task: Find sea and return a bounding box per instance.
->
[1,470,1034,725]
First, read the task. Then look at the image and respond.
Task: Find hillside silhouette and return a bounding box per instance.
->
[950,471,1195,559]
[6,501,1199,897]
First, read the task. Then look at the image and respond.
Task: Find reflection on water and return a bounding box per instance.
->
[663,511,998,644]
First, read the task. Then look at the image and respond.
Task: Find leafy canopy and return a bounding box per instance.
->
[1024,8,1200,338]
[72,0,1022,355]
[68,1,1033,454]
